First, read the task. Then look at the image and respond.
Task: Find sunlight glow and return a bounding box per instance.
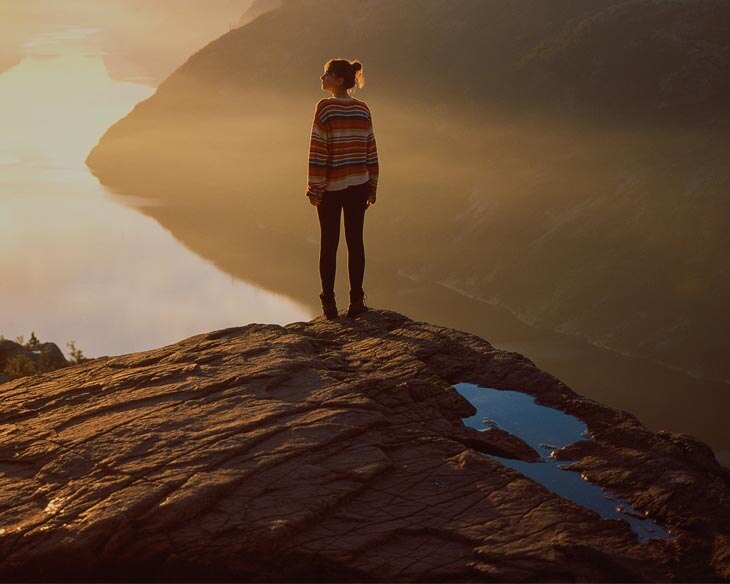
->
[0,35,153,168]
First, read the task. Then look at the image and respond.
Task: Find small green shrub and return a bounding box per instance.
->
[3,354,38,379]
[67,341,88,364]
[1,331,88,381]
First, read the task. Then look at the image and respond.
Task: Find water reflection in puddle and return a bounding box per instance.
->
[454,382,673,542]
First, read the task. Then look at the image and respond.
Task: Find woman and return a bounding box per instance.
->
[306,58,379,319]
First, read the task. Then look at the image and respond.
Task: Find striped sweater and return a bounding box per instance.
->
[306,96,379,198]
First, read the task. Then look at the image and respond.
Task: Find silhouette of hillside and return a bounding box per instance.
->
[516,0,730,124]
[152,0,729,124]
[237,0,282,27]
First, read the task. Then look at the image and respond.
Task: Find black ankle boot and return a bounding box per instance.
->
[347,290,369,318]
[319,292,338,319]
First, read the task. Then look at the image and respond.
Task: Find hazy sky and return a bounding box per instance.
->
[0,0,253,85]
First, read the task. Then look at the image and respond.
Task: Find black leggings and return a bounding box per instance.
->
[316,181,369,298]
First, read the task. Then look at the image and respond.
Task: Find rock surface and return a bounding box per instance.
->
[0,309,728,581]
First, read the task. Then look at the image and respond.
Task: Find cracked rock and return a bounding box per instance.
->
[0,309,728,582]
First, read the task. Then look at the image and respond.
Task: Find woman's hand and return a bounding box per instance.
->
[308,193,322,206]
[366,192,376,207]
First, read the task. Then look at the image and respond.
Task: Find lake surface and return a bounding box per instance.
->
[0,30,312,357]
[1,26,728,470]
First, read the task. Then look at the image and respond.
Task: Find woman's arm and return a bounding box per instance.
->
[306,102,329,200]
[366,111,379,200]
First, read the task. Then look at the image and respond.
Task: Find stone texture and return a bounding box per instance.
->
[0,309,727,582]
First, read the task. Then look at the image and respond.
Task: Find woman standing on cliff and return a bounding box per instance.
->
[306,58,379,320]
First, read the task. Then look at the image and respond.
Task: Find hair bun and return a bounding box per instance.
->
[351,61,362,72]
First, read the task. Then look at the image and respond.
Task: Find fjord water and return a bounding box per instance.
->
[0,31,311,357]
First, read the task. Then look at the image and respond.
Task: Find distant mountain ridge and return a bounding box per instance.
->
[154,0,729,125]
[515,0,730,124]
[237,0,282,27]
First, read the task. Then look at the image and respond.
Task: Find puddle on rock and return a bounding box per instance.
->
[454,381,673,542]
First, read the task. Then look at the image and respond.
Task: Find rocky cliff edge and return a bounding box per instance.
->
[1,309,728,581]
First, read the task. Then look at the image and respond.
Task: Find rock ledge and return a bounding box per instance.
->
[1,309,728,581]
